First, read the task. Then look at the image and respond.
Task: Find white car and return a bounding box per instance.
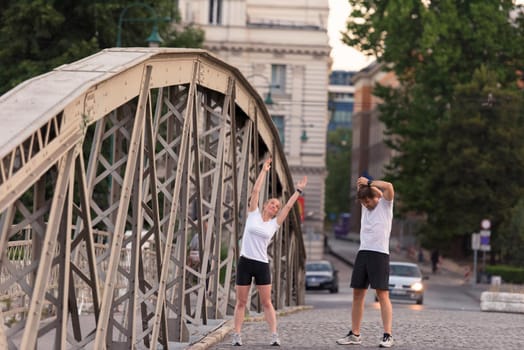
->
[384,261,427,305]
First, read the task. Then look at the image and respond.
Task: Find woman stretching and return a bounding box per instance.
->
[231,157,307,346]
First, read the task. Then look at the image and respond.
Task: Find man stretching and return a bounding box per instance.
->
[336,177,395,348]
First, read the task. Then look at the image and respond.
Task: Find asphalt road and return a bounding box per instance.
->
[306,245,480,312]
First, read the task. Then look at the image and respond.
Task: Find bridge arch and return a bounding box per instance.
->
[0,48,306,348]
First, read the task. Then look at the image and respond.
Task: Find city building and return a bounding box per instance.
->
[177,0,331,233]
[328,70,355,131]
[326,70,354,232]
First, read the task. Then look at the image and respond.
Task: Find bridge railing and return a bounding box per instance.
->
[0,48,306,349]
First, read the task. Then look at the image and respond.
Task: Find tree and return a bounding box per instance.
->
[324,128,352,222]
[0,0,204,95]
[343,0,524,257]
[498,198,524,266]
[425,67,524,255]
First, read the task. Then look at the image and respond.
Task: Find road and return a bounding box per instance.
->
[204,238,524,349]
[307,253,480,312]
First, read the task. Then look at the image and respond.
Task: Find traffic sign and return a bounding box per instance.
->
[479,229,491,251]
[471,233,480,250]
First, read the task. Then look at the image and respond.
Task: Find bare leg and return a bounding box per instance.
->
[376,289,393,334]
[233,285,251,333]
[351,288,367,334]
[257,284,277,333]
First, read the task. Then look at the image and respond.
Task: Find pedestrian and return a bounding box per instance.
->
[431,249,440,274]
[418,247,424,263]
[336,176,395,348]
[231,156,307,347]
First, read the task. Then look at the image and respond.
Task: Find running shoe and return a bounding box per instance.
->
[379,333,394,348]
[231,333,242,346]
[336,330,362,345]
[270,333,281,346]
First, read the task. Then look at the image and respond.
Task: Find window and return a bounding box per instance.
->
[271,65,286,94]
[271,115,285,145]
[333,110,352,124]
[209,0,222,24]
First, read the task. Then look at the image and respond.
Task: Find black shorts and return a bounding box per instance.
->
[236,256,271,286]
[350,250,390,290]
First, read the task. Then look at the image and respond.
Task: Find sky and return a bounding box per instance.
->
[328,0,374,72]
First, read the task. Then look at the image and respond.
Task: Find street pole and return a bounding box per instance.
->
[472,249,477,285]
[471,232,480,285]
[116,2,168,47]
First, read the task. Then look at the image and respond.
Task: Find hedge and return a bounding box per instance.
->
[485,265,524,284]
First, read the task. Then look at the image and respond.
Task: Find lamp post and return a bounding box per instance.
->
[116,2,170,47]
[300,123,315,142]
[245,74,279,106]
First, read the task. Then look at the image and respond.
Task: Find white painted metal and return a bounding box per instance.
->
[0,48,306,349]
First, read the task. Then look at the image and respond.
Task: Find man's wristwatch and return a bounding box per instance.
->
[367,180,373,187]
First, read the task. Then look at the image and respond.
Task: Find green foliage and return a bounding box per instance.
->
[427,69,524,242]
[0,0,205,95]
[324,129,352,220]
[497,198,524,266]
[164,24,205,48]
[343,1,524,259]
[485,265,524,284]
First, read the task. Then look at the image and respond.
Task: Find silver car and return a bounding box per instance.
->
[387,261,427,305]
[305,260,339,293]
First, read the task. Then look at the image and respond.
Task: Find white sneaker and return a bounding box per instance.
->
[231,333,242,346]
[336,330,362,345]
[270,333,281,346]
[379,333,394,348]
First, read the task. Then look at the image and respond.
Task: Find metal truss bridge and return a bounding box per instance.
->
[0,48,306,349]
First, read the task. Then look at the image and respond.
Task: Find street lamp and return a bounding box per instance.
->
[116,2,170,47]
[300,130,309,142]
[300,123,315,142]
[245,74,279,106]
[146,24,162,47]
[264,90,275,105]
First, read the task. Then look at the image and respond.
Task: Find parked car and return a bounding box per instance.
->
[377,261,427,305]
[305,260,339,293]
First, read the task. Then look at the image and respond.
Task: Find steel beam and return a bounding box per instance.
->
[0,49,306,349]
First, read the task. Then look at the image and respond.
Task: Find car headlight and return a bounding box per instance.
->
[411,282,423,292]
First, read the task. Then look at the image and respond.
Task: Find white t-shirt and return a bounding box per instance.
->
[240,208,280,263]
[359,197,393,254]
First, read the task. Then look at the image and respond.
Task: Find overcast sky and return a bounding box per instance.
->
[328,0,374,72]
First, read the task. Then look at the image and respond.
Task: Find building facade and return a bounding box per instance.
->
[326,70,354,230]
[328,70,355,131]
[177,0,331,233]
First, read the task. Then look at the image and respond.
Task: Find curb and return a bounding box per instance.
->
[186,319,234,350]
[185,305,313,349]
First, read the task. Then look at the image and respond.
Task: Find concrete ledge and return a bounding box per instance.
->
[186,319,234,350]
[480,291,524,314]
[244,305,313,322]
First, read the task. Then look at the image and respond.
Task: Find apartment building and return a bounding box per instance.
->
[177,0,331,233]
[328,70,355,131]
